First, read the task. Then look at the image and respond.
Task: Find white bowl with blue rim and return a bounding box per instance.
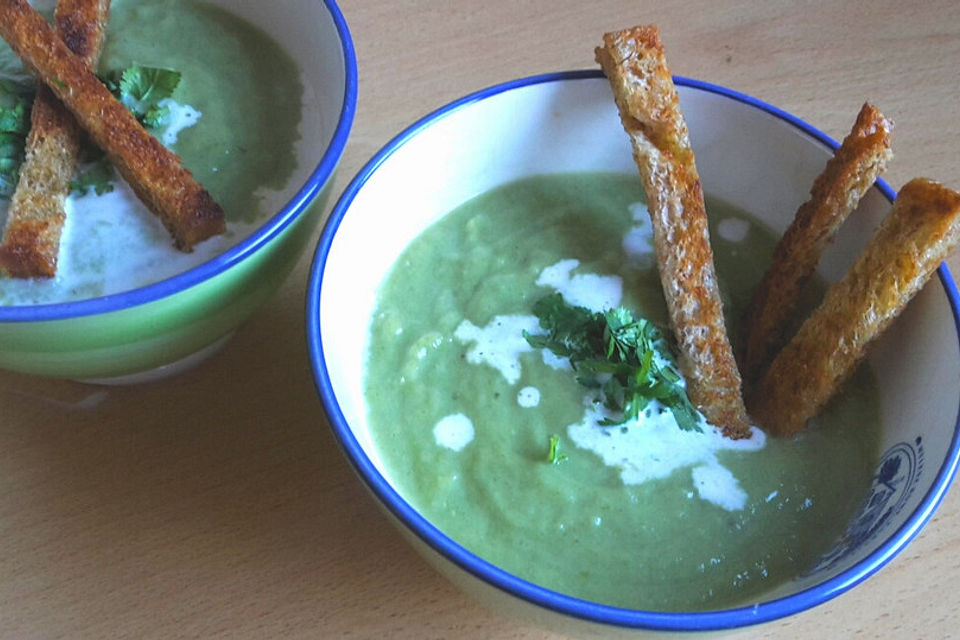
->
[307,70,960,635]
[0,0,356,383]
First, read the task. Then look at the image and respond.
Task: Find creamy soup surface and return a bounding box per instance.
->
[364,172,880,611]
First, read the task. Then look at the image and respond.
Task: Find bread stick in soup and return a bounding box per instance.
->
[0,0,111,278]
[0,0,225,252]
[750,178,960,436]
[596,25,750,438]
[738,103,893,383]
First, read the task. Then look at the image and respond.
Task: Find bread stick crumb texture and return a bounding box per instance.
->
[750,178,960,436]
[737,103,894,384]
[0,91,78,278]
[0,0,110,278]
[597,25,751,439]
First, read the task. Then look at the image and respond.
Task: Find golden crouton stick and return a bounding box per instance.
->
[596,25,750,438]
[738,103,893,383]
[0,0,111,278]
[0,0,225,252]
[750,178,960,436]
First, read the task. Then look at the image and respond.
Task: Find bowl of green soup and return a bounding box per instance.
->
[307,71,960,635]
[0,0,355,382]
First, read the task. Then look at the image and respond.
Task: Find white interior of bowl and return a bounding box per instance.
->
[319,75,960,605]
[202,0,342,214]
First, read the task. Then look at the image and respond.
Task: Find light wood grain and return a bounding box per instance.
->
[1,1,959,638]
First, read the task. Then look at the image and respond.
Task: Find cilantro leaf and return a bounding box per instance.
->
[70,158,115,197]
[0,100,27,134]
[101,65,181,129]
[141,103,171,129]
[119,65,181,103]
[72,65,184,196]
[524,293,702,433]
[0,82,33,199]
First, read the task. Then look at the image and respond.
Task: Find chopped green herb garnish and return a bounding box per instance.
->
[70,157,115,197]
[547,434,567,464]
[0,65,185,201]
[524,293,702,433]
[70,65,184,196]
[140,103,171,129]
[0,100,27,133]
[118,65,181,103]
[0,81,33,199]
[102,65,181,129]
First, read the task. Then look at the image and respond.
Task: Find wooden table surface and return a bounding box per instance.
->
[2,1,959,638]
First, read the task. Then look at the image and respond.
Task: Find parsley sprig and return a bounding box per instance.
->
[0,80,33,199]
[101,65,181,129]
[0,66,183,200]
[69,155,114,197]
[524,293,702,433]
[71,66,183,196]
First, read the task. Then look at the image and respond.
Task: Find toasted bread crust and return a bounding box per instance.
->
[57,0,111,61]
[596,25,750,437]
[750,178,960,436]
[0,0,225,251]
[738,103,894,383]
[0,88,79,278]
[0,0,110,278]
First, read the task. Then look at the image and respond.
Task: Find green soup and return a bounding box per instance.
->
[365,172,880,611]
[0,0,302,304]
[99,0,302,225]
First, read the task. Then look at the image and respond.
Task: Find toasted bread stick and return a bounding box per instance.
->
[0,0,110,278]
[596,25,750,438]
[0,0,225,251]
[750,178,960,437]
[738,103,894,383]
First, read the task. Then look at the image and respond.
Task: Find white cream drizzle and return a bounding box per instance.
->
[536,259,622,312]
[623,201,656,267]
[454,315,540,385]
[158,98,201,146]
[448,202,770,512]
[0,104,262,305]
[517,386,541,408]
[433,413,475,451]
[717,216,750,243]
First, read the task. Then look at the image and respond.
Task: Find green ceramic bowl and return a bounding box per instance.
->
[0,0,356,382]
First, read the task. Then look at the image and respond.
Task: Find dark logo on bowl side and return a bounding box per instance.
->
[803,437,925,576]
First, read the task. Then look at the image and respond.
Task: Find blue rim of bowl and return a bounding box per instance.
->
[307,70,960,632]
[0,0,357,323]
